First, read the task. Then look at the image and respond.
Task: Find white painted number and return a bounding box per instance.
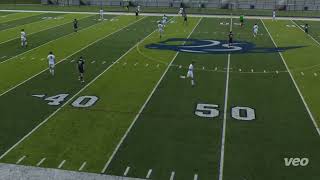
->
[231,106,256,121]
[286,24,296,28]
[44,94,69,106]
[72,96,98,108]
[195,104,219,118]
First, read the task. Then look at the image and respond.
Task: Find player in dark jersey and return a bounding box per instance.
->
[183,13,188,25]
[304,24,309,34]
[77,56,85,83]
[73,19,78,32]
[228,31,233,47]
[135,10,139,18]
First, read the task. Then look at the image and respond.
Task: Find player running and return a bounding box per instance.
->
[187,61,195,86]
[183,13,188,25]
[253,23,259,37]
[228,31,233,47]
[272,10,276,21]
[304,23,309,34]
[77,56,85,83]
[20,29,27,48]
[158,21,164,38]
[47,51,55,76]
[73,19,78,32]
[99,8,104,20]
[240,15,244,27]
[135,9,139,18]
[162,15,168,26]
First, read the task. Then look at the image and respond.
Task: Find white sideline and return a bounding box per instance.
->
[0,14,101,65]
[101,17,202,174]
[261,19,320,136]
[0,15,143,98]
[0,17,147,160]
[1,9,320,21]
[218,16,232,180]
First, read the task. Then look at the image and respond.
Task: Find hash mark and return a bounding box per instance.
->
[276,71,279,74]
[58,160,66,169]
[145,64,149,67]
[36,158,46,166]
[102,61,106,64]
[123,166,130,176]
[70,59,75,63]
[239,69,242,72]
[194,174,198,180]
[251,69,254,72]
[157,64,160,67]
[16,155,26,164]
[301,72,304,76]
[202,66,205,70]
[146,169,152,179]
[134,63,138,66]
[79,161,87,171]
[91,61,96,64]
[170,171,175,180]
[314,73,318,76]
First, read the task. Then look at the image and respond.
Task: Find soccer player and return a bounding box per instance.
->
[272,10,276,21]
[183,13,188,25]
[179,7,183,15]
[162,15,168,26]
[228,31,233,47]
[137,5,141,13]
[73,19,78,32]
[187,61,195,86]
[47,51,55,76]
[77,56,85,83]
[253,23,259,37]
[158,21,164,38]
[20,29,27,48]
[304,24,309,34]
[135,9,139,18]
[240,15,244,27]
[99,8,104,20]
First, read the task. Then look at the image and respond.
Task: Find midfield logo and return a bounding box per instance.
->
[146,38,304,54]
[284,158,309,167]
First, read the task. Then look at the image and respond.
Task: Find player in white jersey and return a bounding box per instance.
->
[253,23,258,37]
[187,62,195,86]
[137,5,141,13]
[162,15,168,26]
[20,29,27,48]
[179,7,183,15]
[47,51,55,76]
[272,10,276,21]
[158,21,164,38]
[99,8,104,20]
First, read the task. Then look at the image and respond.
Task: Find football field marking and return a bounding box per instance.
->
[0,17,148,160]
[170,171,175,180]
[146,169,152,179]
[36,158,46,166]
[218,15,232,180]
[78,161,87,171]
[194,174,198,180]
[0,14,105,65]
[291,20,320,47]
[16,155,26,164]
[0,16,145,99]
[58,160,66,169]
[261,19,320,136]
[102,17,202,174]
[124,166,130,176]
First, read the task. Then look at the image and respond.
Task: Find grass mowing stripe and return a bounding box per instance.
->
[218,16,232,180]
[0,13,89,44]
[104,17,202,174]
[0,16,153,165]
[0,15,133,96]
[0,13,58,32]
[0,14,99,63]
[261,19,320,136]
[0,12,42,24]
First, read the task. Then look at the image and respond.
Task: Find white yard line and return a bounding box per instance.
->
[0,16,145,98]
[170,171,175,180]
[218,15,232,180]
[291,20,320,47]
[0,17,148,161]
[123,166,130,176]
[78,161,87,171]
[261,19,320,136]
[16,155,26,164]
[146,169,152,179]
[58,160,66,169]
[1,9,320,21]
[101,17,202,174]
[194,174,198,180]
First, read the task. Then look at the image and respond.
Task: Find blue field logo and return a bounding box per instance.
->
[145,38,303,54]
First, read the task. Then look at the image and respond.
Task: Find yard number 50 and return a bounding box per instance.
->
[195,103,256,121]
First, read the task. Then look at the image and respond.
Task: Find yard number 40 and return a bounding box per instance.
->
[195,103,256,121]
[44,94,98,108]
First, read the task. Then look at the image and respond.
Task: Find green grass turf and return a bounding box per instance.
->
[0,12,41,24]
[0,15,135,95]
[0,13,61,31]
[0,17,200,174]
[0,13,91,43]
[0,15,158,172]
[0,14,98,63]
[2,4,320,18]
[106,17,230,180]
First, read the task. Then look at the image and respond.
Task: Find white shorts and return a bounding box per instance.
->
[254,29,258,34]
[159,29,163,33]
[187,71,193,78]
[49,63,55,69]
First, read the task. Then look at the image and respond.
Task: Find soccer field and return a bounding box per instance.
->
[0,11,319,180]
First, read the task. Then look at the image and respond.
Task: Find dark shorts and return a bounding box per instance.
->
[240,19,244,23]
[229,38,233,44]
[74,25,78,29]
[78,67,84,73]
